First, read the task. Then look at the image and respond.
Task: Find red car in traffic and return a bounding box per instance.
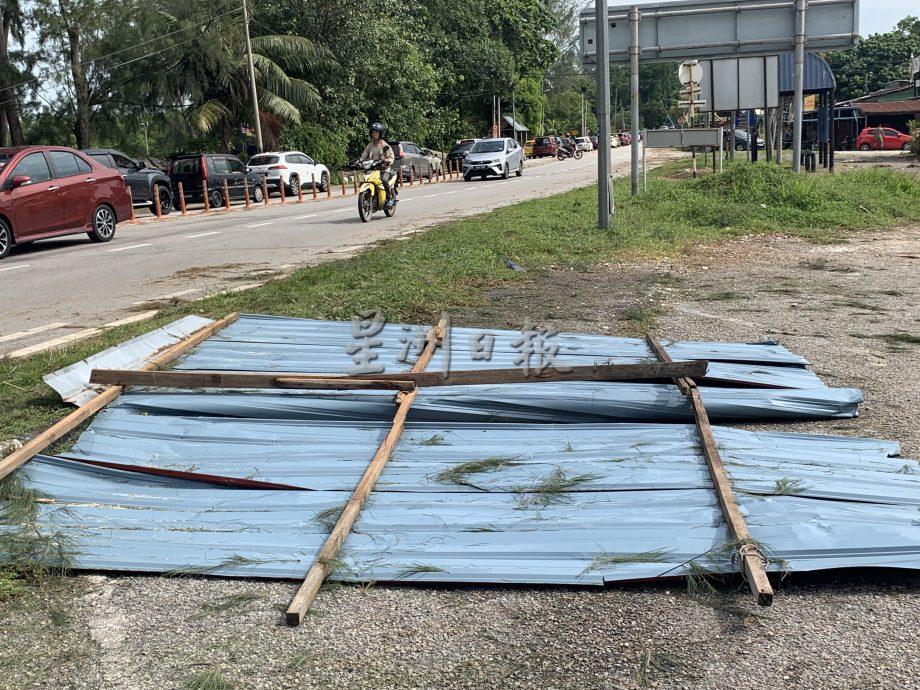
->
[855,127,912,151]
[0,146,132,260]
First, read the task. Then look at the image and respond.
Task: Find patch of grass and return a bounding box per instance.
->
[184,668,231,690]
[434,456,523,490]
[396,563,447,579]
[637,650,682,688]
[514,467,601,509]
[622,305,662,328]
[684,561,721,602]
[701,290,747,301]
[287,650,314,671]
[3,160,920,441]
[312,504,346,532]
[773,478,806,496]
[0,570,25,600]
[196,592,263,616]
[49,608,69,627]
[414,433,450,446]
[165,554,298,578]
[580,549,671,575]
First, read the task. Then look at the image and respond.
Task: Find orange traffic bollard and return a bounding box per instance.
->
[203,180,210,213]
[311,174,318,200]
[262,178,269,207]
[409,169,414,187]
[352,176,358,194]
[178,182,187,215]
[223,179,231,210]
[326,177,331,199]
[297,178,304,202]
[152,184,163,219]
[243,178,251,209]
[127,188,137,224]
[341,176,346,196]
[279,179,286,204]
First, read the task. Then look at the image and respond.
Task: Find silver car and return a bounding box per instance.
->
[462,138,524,181]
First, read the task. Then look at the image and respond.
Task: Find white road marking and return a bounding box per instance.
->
[0,264,30,272]
[330,208,350,214]
[443,191,459,194]
[293,213,318,219]
[245,221,274,228]
[418,194,439,199]
[187,231,221,238]
[107,243,152,252]
[102,311,159,328]
[0,322,70,344]
[8,328,102,358]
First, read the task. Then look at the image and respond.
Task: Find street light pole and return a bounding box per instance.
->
[242,0,263,153]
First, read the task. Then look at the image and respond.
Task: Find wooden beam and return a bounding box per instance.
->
[89,360,709,390]
[285,321,443,626]
[0,313,240,482]
[646,334,774,607]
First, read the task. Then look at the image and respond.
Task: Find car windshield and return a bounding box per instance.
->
[0,153,13,170]
[470,140,504,153]
[249,155,278,166]
[449,143,474,154]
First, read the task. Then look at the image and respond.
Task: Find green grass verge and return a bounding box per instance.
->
[2,160,919,439]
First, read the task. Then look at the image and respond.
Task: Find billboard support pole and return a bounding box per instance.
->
[792,0,806,172]
[629,5,640,195]
[596,0,614,227]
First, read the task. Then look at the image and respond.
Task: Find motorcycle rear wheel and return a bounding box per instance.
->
[358,189,374,222]
[574,150,583,160]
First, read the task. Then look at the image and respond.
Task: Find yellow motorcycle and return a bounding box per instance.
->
[347,159,397,222]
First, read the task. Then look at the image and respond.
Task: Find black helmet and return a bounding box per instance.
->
[369,122,385,136]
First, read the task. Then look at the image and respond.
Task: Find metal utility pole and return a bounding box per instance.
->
[595,0,613,227]
[791,0,806,172]
[242,0,263,153]
[629,5,640,195]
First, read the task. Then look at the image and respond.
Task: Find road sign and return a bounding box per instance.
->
[579,0,858,64]
[696,55,780,112]
[678,61,702,85]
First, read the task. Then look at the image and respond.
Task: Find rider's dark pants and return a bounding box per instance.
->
[380,170,393,203]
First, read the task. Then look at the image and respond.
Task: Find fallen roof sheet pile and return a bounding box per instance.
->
[14,314,920,599]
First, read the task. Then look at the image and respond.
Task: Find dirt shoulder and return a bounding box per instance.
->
[3,228,920,689]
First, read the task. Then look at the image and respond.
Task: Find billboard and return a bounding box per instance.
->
[580,0,859,64]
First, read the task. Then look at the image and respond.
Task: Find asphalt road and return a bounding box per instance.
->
[0,146,649,356]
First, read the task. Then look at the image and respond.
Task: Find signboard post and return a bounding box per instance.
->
[596,0,614,226]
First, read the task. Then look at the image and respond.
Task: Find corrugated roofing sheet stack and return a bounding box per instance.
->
[18,314,920,589]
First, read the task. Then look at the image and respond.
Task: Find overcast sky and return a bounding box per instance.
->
[620,0,917,37]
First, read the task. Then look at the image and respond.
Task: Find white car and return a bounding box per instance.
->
[610,135,621,148]
[246,151,330,197]
[574,136,593,152]
[462,137,525,181]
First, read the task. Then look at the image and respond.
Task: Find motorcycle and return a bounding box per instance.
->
[556,145,583,161]
[345,159,397,222]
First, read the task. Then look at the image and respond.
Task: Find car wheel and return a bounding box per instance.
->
[501,163,509,180]
[252,183,264,203]
[157,185,173,215]
[464,173,472,182]
[902,142,911,151]
[0,218,11,259]
[858,143,871,151]
[735,143,745,151]
[288,174,300,197]
[319,172,329,192]
[88,205,116,243]
[209,188,224,209]
[516,160,523,177]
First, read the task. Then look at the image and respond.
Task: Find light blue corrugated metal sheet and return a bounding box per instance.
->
[779,52,837,95]
[20,451,920,584]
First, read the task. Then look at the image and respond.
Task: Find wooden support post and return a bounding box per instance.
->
[178,183,187,216]
[262,178,269,207]
[311,174,318,200]
[646,335,774,607]
[127,188,137,224]
[0,314,241,482]
[243,179,251,209]
[279,178,286,204]
[152,184,163,219]
[285,320,444,626]
[90,361,708,391]
[222,179,231,211]
[202,180,210,213]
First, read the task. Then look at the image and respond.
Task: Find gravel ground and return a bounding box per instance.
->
[3,157,920,690]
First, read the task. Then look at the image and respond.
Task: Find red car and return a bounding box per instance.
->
[531,136,559,158]
[0,146,132,260]
[855,127,912,151]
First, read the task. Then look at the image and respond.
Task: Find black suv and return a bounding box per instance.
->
[168,153,266,208]
[83,148,174,215]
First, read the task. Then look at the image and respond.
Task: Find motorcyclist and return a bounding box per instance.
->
[359,122,396,209]
[561,134,576,155]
